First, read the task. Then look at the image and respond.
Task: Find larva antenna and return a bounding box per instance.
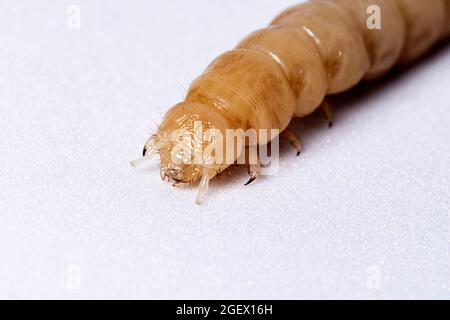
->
[195,168,210,205]
[130,157,152,168]
[130,146,157,167]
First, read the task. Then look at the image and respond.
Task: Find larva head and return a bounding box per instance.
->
[144,102,235,186]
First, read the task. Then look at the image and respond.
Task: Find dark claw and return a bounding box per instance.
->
[297,151,301,157]
[143,146,148,157]
[328,122,333,128]
[244,177,256,186]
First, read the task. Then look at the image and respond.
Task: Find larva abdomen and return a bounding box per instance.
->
[236,26,327,118]
[188,0,450,132]
[270,0,371,95]
[395,0,447,63]
[137,0,450,201]
[319,0,407,79]
[445,0,450,37]
[187,48,297,131]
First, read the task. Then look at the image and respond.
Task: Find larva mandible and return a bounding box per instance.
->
[133,0,450,204]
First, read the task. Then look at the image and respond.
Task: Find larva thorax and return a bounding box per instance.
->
[137,0,450,199]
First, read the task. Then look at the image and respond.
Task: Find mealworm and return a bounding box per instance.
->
[132,0,450,204]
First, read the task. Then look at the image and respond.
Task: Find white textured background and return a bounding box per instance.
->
[0,0,449,299]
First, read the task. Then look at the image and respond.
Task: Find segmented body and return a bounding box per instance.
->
[136,0,450,201]
[188,0,449,132]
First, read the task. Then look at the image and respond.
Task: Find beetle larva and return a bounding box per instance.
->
[132,0,450,204]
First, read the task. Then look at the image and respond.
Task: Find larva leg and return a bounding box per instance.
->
[281,127,303,156]
[320,100,334,128]
[245,155,262,186]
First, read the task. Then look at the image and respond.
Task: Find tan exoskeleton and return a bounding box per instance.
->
[132,0,450,204]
